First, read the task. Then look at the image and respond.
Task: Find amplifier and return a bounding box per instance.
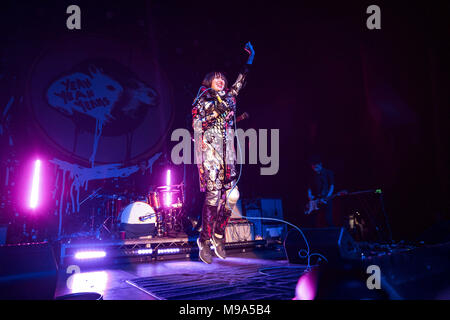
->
[224,219,254,243]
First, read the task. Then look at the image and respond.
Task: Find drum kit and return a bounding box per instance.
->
[94,183,186,239]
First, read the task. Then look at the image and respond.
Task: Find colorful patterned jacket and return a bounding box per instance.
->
[192,65,250,192]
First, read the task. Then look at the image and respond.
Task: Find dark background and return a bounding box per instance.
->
[0,0,448,241]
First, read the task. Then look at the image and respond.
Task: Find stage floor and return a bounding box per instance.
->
[54,246,295,300]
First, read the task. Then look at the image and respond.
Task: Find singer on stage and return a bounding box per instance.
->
[192,41,255,264]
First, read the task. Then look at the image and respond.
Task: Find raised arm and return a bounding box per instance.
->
[229,42,255,97]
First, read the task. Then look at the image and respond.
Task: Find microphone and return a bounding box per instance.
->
[215,92,224,104]
[213,91,228,113]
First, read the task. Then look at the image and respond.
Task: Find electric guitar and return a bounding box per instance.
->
[304,189,379,215]
[304,190,348,215]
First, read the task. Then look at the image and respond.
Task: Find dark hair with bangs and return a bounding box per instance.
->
[201,72,229,90]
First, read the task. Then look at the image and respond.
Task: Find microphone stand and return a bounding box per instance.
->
[377,190,393,243]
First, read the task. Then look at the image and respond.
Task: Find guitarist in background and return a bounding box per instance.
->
[307,155,335,228]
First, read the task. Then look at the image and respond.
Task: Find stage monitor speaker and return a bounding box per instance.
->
[284,227,360,264]
[0,242,58,299]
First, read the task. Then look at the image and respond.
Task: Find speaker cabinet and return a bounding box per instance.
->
[0,242,58,299]
[284,227,361,264]
[224,219,254,243]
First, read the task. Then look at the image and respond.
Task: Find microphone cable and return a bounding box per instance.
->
[224,107,327,271]
[192,85,328,270]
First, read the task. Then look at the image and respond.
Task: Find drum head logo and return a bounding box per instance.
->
[46,59,160,137]
[27,35,173,165]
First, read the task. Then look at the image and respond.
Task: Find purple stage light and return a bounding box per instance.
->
[166,169,171,186]
[164,169,172,207]
[294,270,317,300]
[29,159,41,209]
[74,250,107,260]
[157,248,180,255]
[137,249,153,255]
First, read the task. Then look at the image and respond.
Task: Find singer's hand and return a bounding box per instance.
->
[244,42,255,55]
[224,110,234,121]
[245,42,255,65]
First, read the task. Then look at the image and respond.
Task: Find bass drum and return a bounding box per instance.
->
[119,202,157,238]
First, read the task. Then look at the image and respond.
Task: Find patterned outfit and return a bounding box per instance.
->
[192,64,250,241]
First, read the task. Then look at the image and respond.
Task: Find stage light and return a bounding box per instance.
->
[137,249,153,255]
[166,169,171,185]
[74,250,107,260]
[157,248,180,255]
[294,270,317,300]
[164,193,173,208]
[164,169,172,207]
[29,159,41,209]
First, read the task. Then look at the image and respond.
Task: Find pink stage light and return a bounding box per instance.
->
[166,169,171,186]
[294,270,318,300]
[164,170,172,207]
[29,159,41,209]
